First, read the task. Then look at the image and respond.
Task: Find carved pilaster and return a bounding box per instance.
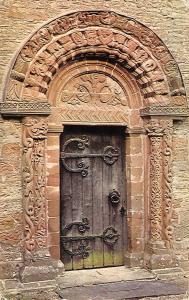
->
[21,117,64,282]
[22,117,48,260]
[162,120,174,249]
[145,119,165,243]
[145,119,176,269]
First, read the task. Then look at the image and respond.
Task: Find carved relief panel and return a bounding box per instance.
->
[48,61,142,125]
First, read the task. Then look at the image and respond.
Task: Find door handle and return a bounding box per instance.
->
[108,190,120,205]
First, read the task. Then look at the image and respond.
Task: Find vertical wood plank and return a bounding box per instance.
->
[111,129,125,266]
[60,130,73,270]
[71,130,85,270]
[92,133,104,267]
[102,132,114,267]
[82,133,93,269]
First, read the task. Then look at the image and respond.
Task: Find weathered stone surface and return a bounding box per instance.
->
[0,0,189,288]
[57,266,155,288]
[57,280,187,300]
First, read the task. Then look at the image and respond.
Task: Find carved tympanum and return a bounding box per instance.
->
[22,117,48,258]
[60,73,127,107]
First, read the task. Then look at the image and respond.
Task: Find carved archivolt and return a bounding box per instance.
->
[145,119,174,247]
[1,10,187,117]
[22,117,48,258]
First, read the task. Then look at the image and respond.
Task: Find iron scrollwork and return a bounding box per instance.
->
[61,218,119,258]
[108,189,120,205]
[61,136,119,177]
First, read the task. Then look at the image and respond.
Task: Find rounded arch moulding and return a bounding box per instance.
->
[0,9,188,119]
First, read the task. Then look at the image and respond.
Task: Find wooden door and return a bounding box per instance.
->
[60,126,126,270]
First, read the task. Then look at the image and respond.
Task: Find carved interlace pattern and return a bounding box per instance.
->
[149,134,163,241]
[162,120,174,248]
[146,119,174,246]
[22,117,48,257]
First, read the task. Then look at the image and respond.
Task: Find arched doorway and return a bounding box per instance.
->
[1,9,188,280]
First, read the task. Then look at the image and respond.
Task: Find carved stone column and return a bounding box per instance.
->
[21,116,63,282]
[22,116,48,259]
[145,119,177,269]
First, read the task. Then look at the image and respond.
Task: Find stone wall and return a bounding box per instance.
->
[0,0,189,276]
[0,118,23,278]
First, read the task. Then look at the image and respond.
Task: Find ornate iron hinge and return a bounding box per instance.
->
[61,218,119,259]
[61,136,119,177]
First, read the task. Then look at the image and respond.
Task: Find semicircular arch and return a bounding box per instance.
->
[1,10,188,117]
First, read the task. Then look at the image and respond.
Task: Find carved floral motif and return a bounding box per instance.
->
[60,73,127,106]
[146,120,165,241]
[162,120,174,248]
[22,117,48,258]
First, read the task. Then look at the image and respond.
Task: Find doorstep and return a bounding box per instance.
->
[57,266,156,288]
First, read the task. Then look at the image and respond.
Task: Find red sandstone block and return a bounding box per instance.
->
[46,186,59,201]
[47,135,60,147]
[126,136,142,155]
[48,200,59,217]
[126,155,144,168]
[47,175,60,187]
[47,232,60,246]
[49,245,60,260]
[127,181,144,196]
[48,217,60,233]
[47,149,59,163]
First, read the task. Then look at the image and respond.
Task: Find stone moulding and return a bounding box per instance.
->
[140,106,189,117]
[0,101,51,116]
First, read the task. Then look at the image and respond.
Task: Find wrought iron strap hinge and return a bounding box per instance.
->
[61,136,119,177]
[61,218,119,259]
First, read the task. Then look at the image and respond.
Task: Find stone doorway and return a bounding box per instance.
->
[0,9,188,282]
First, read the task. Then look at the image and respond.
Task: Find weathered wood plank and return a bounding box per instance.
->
[111,130,125,266]
[102,132,114,267]
[60,131,74,270]
[92,133,104,267]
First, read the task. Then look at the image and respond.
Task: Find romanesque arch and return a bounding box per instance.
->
[1,10,188,277]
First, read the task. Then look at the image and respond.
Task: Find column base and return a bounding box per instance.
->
[144,241,178,270]
[20,250,64,283]
[125,252,143,268]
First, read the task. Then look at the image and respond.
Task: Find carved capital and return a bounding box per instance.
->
[145,119,166,137]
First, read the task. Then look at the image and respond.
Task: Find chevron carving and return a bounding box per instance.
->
[60,108,128,124]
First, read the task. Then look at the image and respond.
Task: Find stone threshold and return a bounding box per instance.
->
[57,266,156,288]
[57,280,188,300]
[0,266,187,299]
